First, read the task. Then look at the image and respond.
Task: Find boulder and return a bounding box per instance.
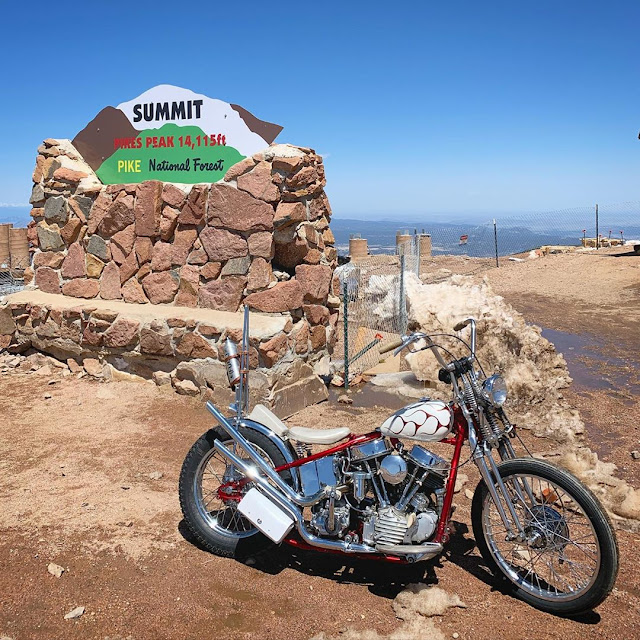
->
[62,278,100,298]
[295,264,332,303]
[200,227,248,261]
[237,161,279,202]
[100,261,122,300]
[61,242,86,279]
[134,180,163,237]
[103,317,140,348]
[142,271,179,304]
[174,379,199,396]
[207,183,274,232]
[198,276,247,312]
[244,280,303,312]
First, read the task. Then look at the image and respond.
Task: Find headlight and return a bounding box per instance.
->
[482,374,508,406]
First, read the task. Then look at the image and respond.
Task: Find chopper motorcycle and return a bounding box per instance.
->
[179,310,618,615]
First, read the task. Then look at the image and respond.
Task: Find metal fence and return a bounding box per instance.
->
[0,257,28,296]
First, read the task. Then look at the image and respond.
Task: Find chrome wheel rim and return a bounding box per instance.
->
[193,440,273,539]
[482,472,601,602]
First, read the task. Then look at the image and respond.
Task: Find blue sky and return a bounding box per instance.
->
[0,1,638,221]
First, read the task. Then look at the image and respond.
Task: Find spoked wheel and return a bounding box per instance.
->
[471,458,618,615]
[179,427,291,559]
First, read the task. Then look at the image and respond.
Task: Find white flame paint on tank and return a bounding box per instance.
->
[379,400,453,442]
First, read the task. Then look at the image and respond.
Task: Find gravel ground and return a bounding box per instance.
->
[1,246,639,640]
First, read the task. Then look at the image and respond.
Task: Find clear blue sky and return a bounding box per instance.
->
[1,1,638,221]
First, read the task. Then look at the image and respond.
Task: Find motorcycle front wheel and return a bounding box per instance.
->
[179,427,292,559]
[471,458,618,616]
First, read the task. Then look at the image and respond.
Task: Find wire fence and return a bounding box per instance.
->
[0,257,28,296]
[333,201,640,382]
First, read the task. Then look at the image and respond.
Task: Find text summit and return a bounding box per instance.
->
[133,99,204,123]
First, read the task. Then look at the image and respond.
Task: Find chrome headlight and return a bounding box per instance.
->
[482,374,507,407]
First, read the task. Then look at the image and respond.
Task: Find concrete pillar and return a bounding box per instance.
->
[0,223,13,268]
[349,237,368,258]
[9,228,29,272]
[418,233,432,257]
[396,231,411,253]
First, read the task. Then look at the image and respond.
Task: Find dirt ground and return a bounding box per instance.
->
[1,246,639,640]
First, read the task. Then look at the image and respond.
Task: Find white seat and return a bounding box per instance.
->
[247,404,350,445]
[287,426,350,445]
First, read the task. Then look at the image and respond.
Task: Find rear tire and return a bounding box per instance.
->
[179,427,292,559]
[471,458,618,615]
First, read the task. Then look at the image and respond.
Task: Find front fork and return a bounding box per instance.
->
[469,422,529,542]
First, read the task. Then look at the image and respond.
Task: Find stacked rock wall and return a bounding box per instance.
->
[26,139,339,364]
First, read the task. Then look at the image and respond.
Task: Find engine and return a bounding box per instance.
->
[302,437,449,545]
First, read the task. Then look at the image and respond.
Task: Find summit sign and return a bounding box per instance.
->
[72,85,283,185]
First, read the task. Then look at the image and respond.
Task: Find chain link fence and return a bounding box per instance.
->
[0,257,28,296]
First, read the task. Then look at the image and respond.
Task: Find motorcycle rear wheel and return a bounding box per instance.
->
[471,458,618,616]
[179,427,292,559]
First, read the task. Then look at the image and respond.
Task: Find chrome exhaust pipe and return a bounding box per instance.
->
[207,402,326,508]
[213,438,377,555]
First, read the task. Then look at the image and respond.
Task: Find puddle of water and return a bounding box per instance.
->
[541,328,640,394]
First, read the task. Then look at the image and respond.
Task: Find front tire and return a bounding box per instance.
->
[471,458,618,615]
[179,427,292,559]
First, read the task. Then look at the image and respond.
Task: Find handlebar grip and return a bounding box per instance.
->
[453,319,471,332]
[379,338,404,355]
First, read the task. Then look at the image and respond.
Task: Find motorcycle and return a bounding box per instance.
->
[179,308,618,615]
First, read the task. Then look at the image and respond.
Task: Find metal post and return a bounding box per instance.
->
[595,204,599,250]
[415,233,421,276]
[399,254,407,333]
[493,218,499,267]
[343,278,349,392]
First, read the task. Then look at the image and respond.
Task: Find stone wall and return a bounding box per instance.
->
[27,139,338,351]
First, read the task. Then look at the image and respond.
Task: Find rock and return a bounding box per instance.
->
[121,278,149,304]
[67,358,82,374]
[237,161,279,202]
[135,236,153,264]
[199,262,222,280]
[119,250,139,284]
[174,378,199,396]
[337,394,353,405]
[142,271,179,304]
[454,473,468,493]
[162,183,186,208]
[274,201,306,227]
[200,227,248,261]
[293,320,310,354]
[86,234,110,262]
[207,183,274,231]
[151,242,173,271]
[30,182,45,204]
[244,280,303,313]
[99,262,121,300]
[62,278,100,298]
[96,195,135,237]
[224,156,256,181]
[464,489,474,500]
[140,327,173,356]
[60,218,84,246]
[111,223,136,256]
[304,304,329,325]
[37,222,64,252]
[44,196,69,225]
[179,185,208,225]
[61,243,86,279]
[83,358,102,377]
[322,228,335,245]
[148,471,164,480]
[64,606,85,620]
[273,232,309,268]
[631,451,640,460]
[187,247,208,265]
[35,267,61,294]
[86,191,112,234]
[174,264,200,307]
[103,317,140,348]
[198,276,247,312]
[221,256,251,276]
[153,371,172,386]
[84,253,104,278]
[272,153,304,172]
[295,264,332,303]
[53,166,87,183]
[160,206,180,241]
[134,180,163,236]
[172,228,197,265]
[303,248,322,264]
[69,195,93,222]
[33,251,65,269]
[247,231,274,259]
[247,257,272,291]
[310,325,326,350]
[47,563,65,578]
[176,332,216,358]
[258,333,288,367]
